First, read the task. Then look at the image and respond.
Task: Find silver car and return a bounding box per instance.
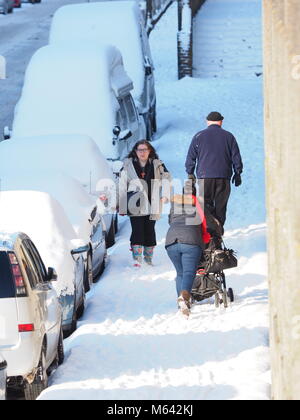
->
[0,354,7,400]
[0,0,14,14]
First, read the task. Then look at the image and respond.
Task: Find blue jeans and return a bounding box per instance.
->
[166,243,202,296]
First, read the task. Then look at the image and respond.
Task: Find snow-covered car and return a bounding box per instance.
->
[1,169,107,289]
[0,134,118,250]
[50,1,156,140]
[0,191,86,338]
[0,0,14,14]
[0,354,7,400]
[11,44,145,161]
[0,232,63,400]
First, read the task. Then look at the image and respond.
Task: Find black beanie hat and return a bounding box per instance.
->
[206,111,224,121]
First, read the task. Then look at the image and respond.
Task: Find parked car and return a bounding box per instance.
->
[13,0,21,8]
[11,44,145,161]
[0,168,107,289]
[0,354,7,400]
[0,0,14,14]
[50,1,157,140]
[0,191,87,338]
[0,134,118,250]
[0,232,63,400]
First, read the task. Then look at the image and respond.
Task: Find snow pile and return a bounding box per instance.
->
[49,1,146,101]
[0,170,95,241]
[0,191,77,297]
[39,0,269,400]
[0,134,114,192]
[12,44,131,159]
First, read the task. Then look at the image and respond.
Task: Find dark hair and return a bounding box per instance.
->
[127,140,159,160]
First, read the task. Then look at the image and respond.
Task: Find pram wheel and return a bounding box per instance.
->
[227,288,234,303]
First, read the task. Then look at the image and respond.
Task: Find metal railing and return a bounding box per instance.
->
[140,0,175,34]
[177,0,206,79]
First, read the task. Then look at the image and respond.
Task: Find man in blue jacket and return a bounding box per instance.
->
[185,111,243,232]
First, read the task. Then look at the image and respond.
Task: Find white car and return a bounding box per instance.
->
[50,1,157,140]
[0,232,63,400]
[0,191,87,338]
[0,135,118,249]
[11,44,145,160]
[0,354,7,400]
[1,169,107,289]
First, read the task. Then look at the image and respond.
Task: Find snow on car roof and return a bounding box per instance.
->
[0,190,78,295]
[0,169,95,241]
[49,1,145,100]
[12,44,133,159]
[0,134,114,192]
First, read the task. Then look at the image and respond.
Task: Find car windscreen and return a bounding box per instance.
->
[0,251,15,298]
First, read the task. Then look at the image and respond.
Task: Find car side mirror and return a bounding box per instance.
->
[3,126,11,141]
[119,129,133,141]
[47,267,58,282]
[71,244,89,260]
[113,126,121,137]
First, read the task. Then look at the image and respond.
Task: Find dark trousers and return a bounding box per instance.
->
[130,216,157,247]
[203,178,231,228]
[167,243,202,296]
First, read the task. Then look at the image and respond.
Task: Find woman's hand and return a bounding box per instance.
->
[161,197,169,205]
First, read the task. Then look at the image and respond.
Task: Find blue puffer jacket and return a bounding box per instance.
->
[185,125,243,179]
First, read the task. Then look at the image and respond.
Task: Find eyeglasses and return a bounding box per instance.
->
[136,148,150,153]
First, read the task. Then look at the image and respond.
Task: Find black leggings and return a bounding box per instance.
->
[130,216,157,247]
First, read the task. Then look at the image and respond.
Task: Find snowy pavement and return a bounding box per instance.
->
[193,0,263,78]
[38,0,270,400]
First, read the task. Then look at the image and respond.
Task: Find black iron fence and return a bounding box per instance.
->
[140,0,174,34]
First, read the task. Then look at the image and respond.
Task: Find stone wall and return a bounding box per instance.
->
[263,0,300,400]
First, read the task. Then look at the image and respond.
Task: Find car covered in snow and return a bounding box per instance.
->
[0,134,118,249]
[0,232,63,400]
[50,1,156,140]
[0,191,87,338]
[0,0,14,14]
[0,354,7,400]
[0,168,107,289]
[11,43,145,161]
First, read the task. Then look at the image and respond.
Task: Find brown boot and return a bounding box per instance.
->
[177,290,191,317]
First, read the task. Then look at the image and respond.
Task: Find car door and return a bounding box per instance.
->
[24,240,61,363]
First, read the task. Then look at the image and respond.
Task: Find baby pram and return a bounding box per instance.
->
[191,210,237,308]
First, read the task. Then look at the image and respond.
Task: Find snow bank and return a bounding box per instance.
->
[0,191,77,297]
[0,169,96,241]
[0,135,114,192]
[49,1,146,102]
[12,44,132,159]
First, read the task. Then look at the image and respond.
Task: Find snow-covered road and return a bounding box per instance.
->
[0,0,84,133]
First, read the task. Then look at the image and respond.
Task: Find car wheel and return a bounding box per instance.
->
[106,219,115,248]
[151,102,157,133]
[84,252,93,292]
[114,213,118,234]
[24,346,48,400]
[63,307,77,339]
[57,327,64,366]
[145,114,153,142]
